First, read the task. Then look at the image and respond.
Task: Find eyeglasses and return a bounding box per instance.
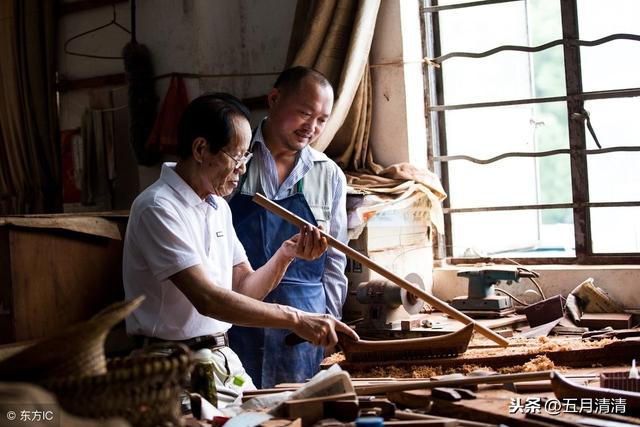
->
[220,150,253,169]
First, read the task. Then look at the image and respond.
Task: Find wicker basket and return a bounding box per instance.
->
[43,343,193,427]
[0,297,194,426]
[0,296,145,381]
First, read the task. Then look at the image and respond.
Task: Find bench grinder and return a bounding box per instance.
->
[354,273,426,338]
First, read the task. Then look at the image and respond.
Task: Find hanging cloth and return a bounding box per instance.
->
[227,168,327,388]
[146,74,189,155]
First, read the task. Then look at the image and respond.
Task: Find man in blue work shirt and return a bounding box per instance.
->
[228,66,348,388]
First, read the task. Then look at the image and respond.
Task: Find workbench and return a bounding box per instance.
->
[380,365,640,426]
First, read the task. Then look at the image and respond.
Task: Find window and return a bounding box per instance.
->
[422,0,640,264]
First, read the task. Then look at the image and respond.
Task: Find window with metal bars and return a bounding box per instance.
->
[422,0,640,265]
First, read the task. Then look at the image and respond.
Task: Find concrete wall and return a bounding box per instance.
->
[135,0,294,109]
[58,0,296,195]
[369,0,428,169]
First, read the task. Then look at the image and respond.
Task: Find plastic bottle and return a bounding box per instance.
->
[630,359,639,379]
[191,348,217,406]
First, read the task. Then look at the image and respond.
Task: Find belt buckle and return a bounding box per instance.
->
[188,333,227,350]
[211,333,226,349]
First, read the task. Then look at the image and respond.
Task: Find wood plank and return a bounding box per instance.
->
[579,313,632,330]
[0,217,122,240]
[356,372,552,396]
[1,226,124,343]
[340,338,640,372]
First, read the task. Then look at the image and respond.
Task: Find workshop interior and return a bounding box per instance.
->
[1,0,640,426]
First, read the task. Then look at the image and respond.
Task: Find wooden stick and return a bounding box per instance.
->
[356,371,553,395]
[252,193,509,347]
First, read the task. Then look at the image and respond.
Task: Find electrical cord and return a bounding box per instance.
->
[494,288,530,306]
[514,266,547,300]
[528,277,546,300]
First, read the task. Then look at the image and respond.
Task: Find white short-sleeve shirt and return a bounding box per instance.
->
[123,163,248,340]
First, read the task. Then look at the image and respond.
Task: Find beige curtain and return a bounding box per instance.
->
[0,0,60,214]
[286,0,447,234]
[289,0,381,173]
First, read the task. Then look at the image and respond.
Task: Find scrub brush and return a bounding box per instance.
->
[630,359,639,379]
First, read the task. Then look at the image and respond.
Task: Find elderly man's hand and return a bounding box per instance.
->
[281,225,328,261]
[292,312,360,348]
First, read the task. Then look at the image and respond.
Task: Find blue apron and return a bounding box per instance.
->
[228,169,327,389]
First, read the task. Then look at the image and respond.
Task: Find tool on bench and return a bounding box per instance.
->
[252,193,509,348]
[451,266,538,318]
[353,275,428,338]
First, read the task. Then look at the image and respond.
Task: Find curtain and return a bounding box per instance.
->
[286,0,447,235]
[288,0,381,173]
[0,0,60,214]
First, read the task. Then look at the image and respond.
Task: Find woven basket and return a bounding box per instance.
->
[0,296,145,381]
[0,296,194,426]
[43,343,193,427]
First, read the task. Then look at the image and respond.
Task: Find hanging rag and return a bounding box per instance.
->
[146,74,189,155]
[60,129,82,204]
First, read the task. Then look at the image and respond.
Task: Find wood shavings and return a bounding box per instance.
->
[349,363,501,379]
[324,336,622,378]
[462,337,618,359]
[323,352,345,365]
[351,364,444,378]
[499,355,557,374]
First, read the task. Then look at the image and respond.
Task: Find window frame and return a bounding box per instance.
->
[422,0,640,265]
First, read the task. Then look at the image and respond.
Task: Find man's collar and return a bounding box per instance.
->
[160,162,208,207]
[252,118,267,148]
[252,117,325,165]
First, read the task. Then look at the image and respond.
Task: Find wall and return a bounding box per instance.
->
[369,0,428,169]
[58,0,296,196]
[135,0,295,114]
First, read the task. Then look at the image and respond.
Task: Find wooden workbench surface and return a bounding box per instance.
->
[327,322,640,375]
[385,366,640,426]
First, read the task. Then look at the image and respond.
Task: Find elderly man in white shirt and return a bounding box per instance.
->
[123,92,357,408]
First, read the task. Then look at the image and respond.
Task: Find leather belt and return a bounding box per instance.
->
[135,332,228,351]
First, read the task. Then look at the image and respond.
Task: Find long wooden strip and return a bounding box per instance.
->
[253,193,509,348]
[356,371,553,395]
[0,216,122,240]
